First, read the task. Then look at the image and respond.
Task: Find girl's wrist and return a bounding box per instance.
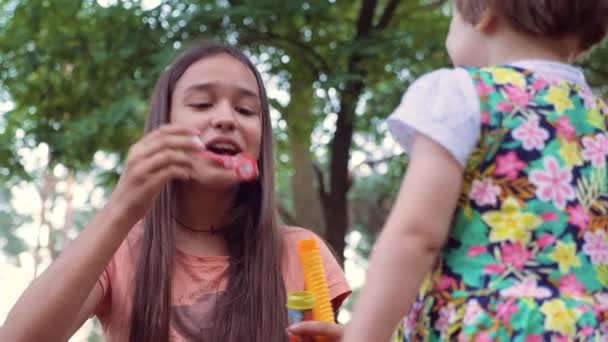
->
[100,199,140,234]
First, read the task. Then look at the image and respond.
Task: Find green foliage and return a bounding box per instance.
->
[0,0,165,175]
[0,185,29,262]
[581,41,608,97]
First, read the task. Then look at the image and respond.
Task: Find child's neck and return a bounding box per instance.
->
[172,183,237,256]
[175,185,236,226]
[485,27,580,66]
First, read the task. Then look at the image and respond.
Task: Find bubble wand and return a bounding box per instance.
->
[297,239,334,342]
[200,151,259,181]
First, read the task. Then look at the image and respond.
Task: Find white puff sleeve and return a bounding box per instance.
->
[386,68,481,167]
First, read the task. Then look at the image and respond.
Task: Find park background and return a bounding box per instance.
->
[0,0,607,340]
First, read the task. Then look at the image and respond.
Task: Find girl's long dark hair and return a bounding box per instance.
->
[128,42,287,342]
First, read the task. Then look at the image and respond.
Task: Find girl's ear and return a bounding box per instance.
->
[475,8,497,34]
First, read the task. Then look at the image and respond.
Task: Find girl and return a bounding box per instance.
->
[1,43,350,342]
[344,1,608,341]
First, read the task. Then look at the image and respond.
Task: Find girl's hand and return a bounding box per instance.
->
[287,321,344,341]
[108,124,203,224]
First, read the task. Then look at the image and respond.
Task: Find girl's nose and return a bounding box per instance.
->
[211,116,236,130]
[210,104,236,131]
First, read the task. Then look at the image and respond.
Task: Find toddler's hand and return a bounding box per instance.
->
[287,321,344,341]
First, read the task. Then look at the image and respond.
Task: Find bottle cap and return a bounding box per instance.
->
[286,291,315,310]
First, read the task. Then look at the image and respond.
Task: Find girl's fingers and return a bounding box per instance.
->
[132,163,191,196]
[150,165,191,186]
[287,321,344,339]
[139,134,204,161]
[132,149,193,179]
[126,123,203,167]
[149,124,199,138]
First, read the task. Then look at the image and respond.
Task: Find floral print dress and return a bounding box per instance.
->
[395,66,608,341]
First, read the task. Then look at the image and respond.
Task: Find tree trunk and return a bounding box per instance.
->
[33,165,56,279]
[323,81,362,265]
[289,138,325,232]
[284,69,325,234]
[320,0,402,265]
[321,0,372,264]
[49,169,73,260]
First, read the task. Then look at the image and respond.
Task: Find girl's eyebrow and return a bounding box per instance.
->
[184,82,259,99]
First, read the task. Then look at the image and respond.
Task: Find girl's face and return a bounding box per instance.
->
[446,4,489,67]
[171,54,263,188]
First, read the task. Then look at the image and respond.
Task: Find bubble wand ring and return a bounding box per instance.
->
[199,150,259,182]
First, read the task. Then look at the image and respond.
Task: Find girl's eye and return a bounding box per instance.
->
[236,107,256,116]
[189,103,212,110]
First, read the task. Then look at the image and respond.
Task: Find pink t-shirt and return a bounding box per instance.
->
[94,224,351,341]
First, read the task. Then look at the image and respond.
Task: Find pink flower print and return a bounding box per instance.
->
[470,178,501,206]
[500,242,533,269]
[583,230,608,265]
[477,332,493,342]
[477,81,495,96]
[403,301,423,335]
[500,277,552,298]
[567,204,591,231]
[556,116,576,141]
[529,156,575,210]
[580,89,596,108]
[536,233,557,248]
[435,304,456,338]
[594,293,608,310]
[481,111,491,125]
[437,275,457,291]
[577,304,590,312]
[582,133,608,167]
[593,293,608,317]
[466,245,487,257]
[504,84,533,107]
[531,79,548,91]
[463,299,484,325]
[581,326,594,338]
[496,102,514,112]
[601,321,608,334]
[559,274,585,296]
[547,77,562,86]
[512,115,550,151]
[541,212,559,222]
[525,336,544,342]
[495,151,527,180]
[483,264,506,275]
[496,299,518,324]
[592,303,605,318]
[554,336,570,342]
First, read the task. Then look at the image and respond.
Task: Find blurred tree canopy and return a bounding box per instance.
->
[0,0,606,265]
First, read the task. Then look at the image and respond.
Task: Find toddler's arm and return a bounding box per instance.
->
[343,133,463,342]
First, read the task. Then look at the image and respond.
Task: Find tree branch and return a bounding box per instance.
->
[268,97,286,113]
[266,29,329,73]
[423,0,448,10]
[398,0,448,22]
[352,152,406,170]
[356,0,377,37]
[376,0,400,29]
[328,0,381,197]
[313,162,327,199]
[240,28,329,76]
